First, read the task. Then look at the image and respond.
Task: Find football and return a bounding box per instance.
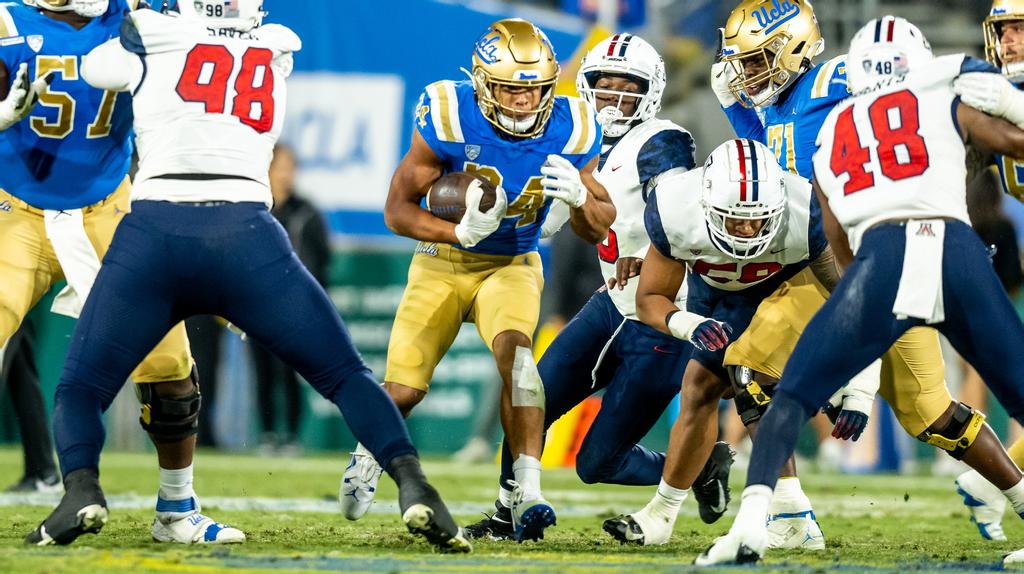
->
[426,171,498,223]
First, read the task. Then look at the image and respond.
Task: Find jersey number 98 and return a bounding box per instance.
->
[176,45,275,133]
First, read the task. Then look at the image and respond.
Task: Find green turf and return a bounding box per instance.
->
[0,447,1020,573]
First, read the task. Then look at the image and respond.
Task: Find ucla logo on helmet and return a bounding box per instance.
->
[475,32,501,65]
[513,70,540,80]
[753,0,801,34]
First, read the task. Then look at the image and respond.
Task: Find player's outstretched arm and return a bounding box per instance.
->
[81,38,142,92]
[635,244,687,335]
[568,156,616,244]
[957,102,1024,161]
[812,177,854,269]
[384,130,460,244]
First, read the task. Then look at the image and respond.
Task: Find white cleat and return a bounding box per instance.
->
[509,482,556,542]
[339,444,383,521]
[152,512,245,544]
[955,471,1007,541]
[766,510,825,550]
[602,507,674,546]
[1004,547,1024,565]
[695,526,767,566]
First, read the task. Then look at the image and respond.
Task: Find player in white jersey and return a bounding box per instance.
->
[25,0,470,553]
[603,137,843,546]
[697,17,1024,566]
[462,34,735,541]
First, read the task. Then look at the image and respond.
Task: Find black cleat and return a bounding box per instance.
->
[25,469,108,546]
[692,441,735,524]
[390,455,472,553]
[464,502,514,541]
[602,514,646,545]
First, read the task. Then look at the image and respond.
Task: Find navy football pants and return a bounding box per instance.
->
[748,221,1024,489]
[498,289,690,489]
[54,201,415,476]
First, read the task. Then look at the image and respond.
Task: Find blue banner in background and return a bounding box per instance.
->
[262,0,589,235]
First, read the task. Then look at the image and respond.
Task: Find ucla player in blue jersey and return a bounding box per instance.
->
[0,0,242,545]
[340,19,615,542]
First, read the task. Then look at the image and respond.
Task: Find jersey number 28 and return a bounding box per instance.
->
[176,45,275,133]
[829,90,930,195]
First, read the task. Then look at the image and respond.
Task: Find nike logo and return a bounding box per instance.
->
[710,482,727,514]
[611,165,623,171]
[653,345,675,354]
[769,248,786,254]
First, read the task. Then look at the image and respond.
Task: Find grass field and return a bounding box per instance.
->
[0,447,1021,573]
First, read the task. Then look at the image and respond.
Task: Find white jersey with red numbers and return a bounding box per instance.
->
[593,118,695,319]
[118,10,300,204]
[812,54,973,250]
[647,169,823,292]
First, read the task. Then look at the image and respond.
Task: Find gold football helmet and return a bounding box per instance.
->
[471,19,560,138]
[985,0,1024,81]
[720,0,824,108]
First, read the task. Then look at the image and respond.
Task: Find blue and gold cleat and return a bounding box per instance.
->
[510,483,556,542]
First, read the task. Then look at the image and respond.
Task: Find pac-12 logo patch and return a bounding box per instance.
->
[465,145,481,161]
[27,35,43,53]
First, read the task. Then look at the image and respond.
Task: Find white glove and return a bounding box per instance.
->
[0,63,49,131]
[824,359,880,441]
[954,72,1024,128]
[540,198,570,239]
[453,179,507,248]
[711,60,739,108]
[667,310,733,352]
[541,154,587,208]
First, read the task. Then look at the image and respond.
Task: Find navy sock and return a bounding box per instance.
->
[53,384,108,477]
[746,391,814,489]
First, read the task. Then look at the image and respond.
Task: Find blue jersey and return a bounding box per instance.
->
[0,0,140,210]
[416,80,602,256]
[723,56,849,179]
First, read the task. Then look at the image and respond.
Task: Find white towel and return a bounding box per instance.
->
[892,219,945,324]
[44,208,102,319]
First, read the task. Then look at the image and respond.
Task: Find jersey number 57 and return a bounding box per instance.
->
[176,44,275,134]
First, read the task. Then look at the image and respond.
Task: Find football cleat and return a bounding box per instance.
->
[692,441,735,524]
[397,473,472,553]
[766,509,825,550]
[7,473,62,494]
[25,469,107,546]
[152,496,245,544]
[602,507,674,546]
[464,502,514,541]
[1004,547,1024,565]
[955,471,1007,541]
[509,481,556,542]
[694,531,765,566]
[339,444,383,521]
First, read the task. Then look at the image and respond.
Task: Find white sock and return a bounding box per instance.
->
[512,455,542,494]
[731,485,773,535]
[769,477,812,514]
[159,465,195,501]
[1003,478,1024,515]
[643,478,689,519]
[498,485,513,509]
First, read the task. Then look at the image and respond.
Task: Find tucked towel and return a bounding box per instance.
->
[44,209,102,319]
[892,219,945,324]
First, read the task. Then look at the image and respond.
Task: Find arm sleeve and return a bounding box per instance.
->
[643,189,674,258]
[722,102,765,141]
[82,38,143,93]
[637,129,696,187]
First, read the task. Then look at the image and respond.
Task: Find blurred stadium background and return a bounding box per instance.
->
[2,0,1022,477]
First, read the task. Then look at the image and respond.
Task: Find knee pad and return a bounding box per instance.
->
[729,365,776,425]
[135,378,202,443]
[917,402,986,459]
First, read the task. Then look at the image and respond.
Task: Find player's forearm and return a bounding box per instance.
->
[568,194,615,244]
[635,292,680,337]
[809,246,842,293]
[384,202,459,244]
[723,103,766,141]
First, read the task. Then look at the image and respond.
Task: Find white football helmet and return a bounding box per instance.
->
[23,0,108,18]
[701,139,787,260]
[177,0,266,32]
[576,33,666,138]
[847,15,933,93]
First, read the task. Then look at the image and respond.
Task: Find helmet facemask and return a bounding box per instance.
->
[703,198,786,259]
[722,34,807,108]
[25,0,108,18]
[580,72,649,138]
[986,16,1024,83]
[473,68,556,137]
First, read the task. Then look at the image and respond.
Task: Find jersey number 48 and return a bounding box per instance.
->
[176,44,275,133]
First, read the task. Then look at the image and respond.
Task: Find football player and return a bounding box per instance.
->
[0,0,241,544]
[953,0,1024,544]
[697,0,955,549]
[340,19,615,542]
[462,34,734,541]
[24,0,469,553]
[604,137,843,547]
[697,17,1024,566]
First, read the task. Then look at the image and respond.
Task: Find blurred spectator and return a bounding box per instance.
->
[251,144,330,454]
[185,315,225,447]
[2,319,59,492]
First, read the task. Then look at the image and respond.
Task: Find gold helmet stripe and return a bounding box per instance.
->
[0,6,18,39]
[425,81,464,143]
[811,55,848,99]
[561,98,597,155]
